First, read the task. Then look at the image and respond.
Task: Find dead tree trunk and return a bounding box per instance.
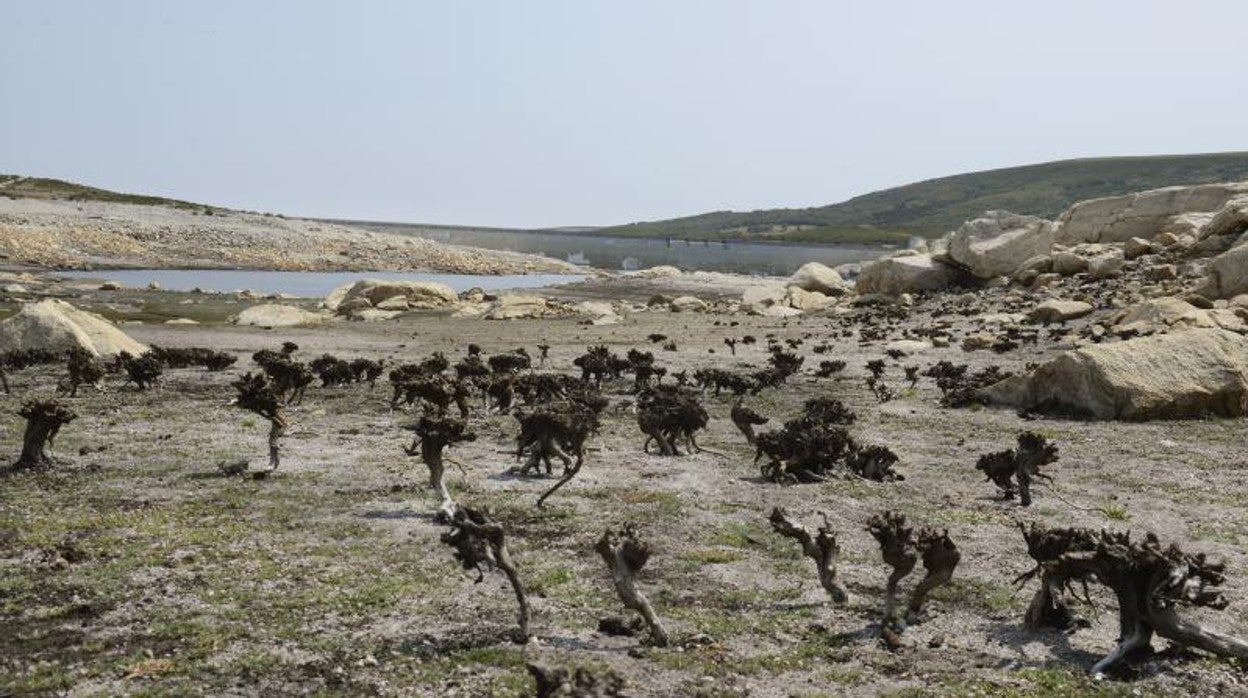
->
[440,507,531,642]
[768,508,849,603]
[11,400,77,471]
[232,373,287,474]
[595,526,669,647]
[907,528,959,618]
[1016,523,1248,677]
[730,399,768,446]
[405,416,476,520]
[867,511,917,644]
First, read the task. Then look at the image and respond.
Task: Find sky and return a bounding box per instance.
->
[2,1,1246,228]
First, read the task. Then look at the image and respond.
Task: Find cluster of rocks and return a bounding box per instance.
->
[855,181,1248,301]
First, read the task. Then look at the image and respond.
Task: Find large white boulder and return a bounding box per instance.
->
[786,262,847,295]
[855,253,961,295]
[981,328,1248,420]
[232,304,328,327]
[741,283,788,314]
[1055,181,1248,245]
[947,211,1056,279]
[1028,299,1094,323]
[0,299,148,357]
[668,296,708,313]
[783,287,833,312]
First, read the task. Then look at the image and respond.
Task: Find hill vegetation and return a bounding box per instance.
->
[0,175,207,211]
[591,152,1248,244]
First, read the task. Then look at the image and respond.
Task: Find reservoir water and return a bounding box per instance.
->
[348,224,890,276]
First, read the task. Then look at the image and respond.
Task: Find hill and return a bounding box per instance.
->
[0,175,210,211]
[591,152,1248,244]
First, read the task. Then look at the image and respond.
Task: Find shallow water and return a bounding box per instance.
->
[56,269,588,298]
[350,224,890,275]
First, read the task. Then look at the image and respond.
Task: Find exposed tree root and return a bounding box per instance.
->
[768,507,849,603]
[595,526,669,647]
[440,507,531,642]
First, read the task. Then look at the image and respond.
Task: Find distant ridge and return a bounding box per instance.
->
[592,152,1248,244]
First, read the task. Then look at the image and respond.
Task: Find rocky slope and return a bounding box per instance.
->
[0,197,582,275]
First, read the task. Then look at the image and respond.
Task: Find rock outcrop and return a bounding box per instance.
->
[324,279,458,315]
[1110,298,1245,336]
[982,328,1248,420]
[0,299,148,356]
[1055,182,1248,245]
[947,211,1056,279]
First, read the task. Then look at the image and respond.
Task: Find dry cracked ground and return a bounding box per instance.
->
[3,290,1248,697]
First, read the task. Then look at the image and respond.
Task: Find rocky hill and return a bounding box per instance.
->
[592,152,1248,243]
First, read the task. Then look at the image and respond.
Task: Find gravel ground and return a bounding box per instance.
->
[2,280,1248,697]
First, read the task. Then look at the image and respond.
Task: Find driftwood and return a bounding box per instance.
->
[768,508,849,603]
[595,526,669,647]
[1015,523,1248,677]
[404,415,476,519]
[11,400,77,471]
[440,507,531,642]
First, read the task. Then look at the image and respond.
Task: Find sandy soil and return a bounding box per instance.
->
[0,198,584,275]
[3,278,1248,697]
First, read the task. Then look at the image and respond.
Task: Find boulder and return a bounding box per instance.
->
[1123,237,1158,260]
[1144,264,1179,281]
[0,299,148,357]
[1199,196,1248,239]
[232,304,328,328]
[1055,181,1248,245]
[981,328,1248,420]
[783,287,833,312]
[741,284,788,314]
[668,296,708,313]
[757,305,803,319]
[1198,243,1248,298]
[99,281,124,291]
[1111,298,1220,336]
[575,301,621,325]
[885,339,932,355]
[1086,249,1125,280]
[1028,299,1093,323]
[855,254,961,295]
[484,294,550,320]
[786,262,847,295]
[947,211,1056,279]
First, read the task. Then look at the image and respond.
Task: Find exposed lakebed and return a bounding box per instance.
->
[55,269,589,298]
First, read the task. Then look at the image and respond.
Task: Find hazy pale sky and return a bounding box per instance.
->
[2,1,1246,228]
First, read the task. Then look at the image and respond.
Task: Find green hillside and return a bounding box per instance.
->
[0,175,207,211]
[591,152,1248,244]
